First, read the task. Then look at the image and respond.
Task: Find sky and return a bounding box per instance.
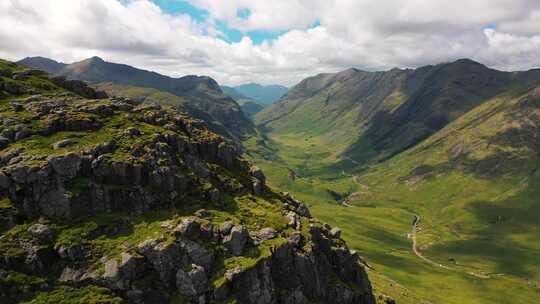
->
[1,0,540,86]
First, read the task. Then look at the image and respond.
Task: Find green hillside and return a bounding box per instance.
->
[247,63,540,304]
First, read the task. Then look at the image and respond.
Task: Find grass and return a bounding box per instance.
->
[22,286,123,304]
[245,91,540,303]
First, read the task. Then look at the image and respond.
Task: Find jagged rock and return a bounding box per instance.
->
[286,211,301,230]
[178,237,214,272]
[14,127,31,141]
[295,202,311,218]
[103,252,147,290]
[137,238,184,287]
[330,227,342,239]
[199,221,214,240]
[219,221,234,236]
[224,225,249,256]
[47,152,81,180]
[286,232,303,247]
[251,166,266,184]
[27,223,53,240]
[56,244,89,262]
[253,180,264,195]
[258,227,277,242]
[51,76,107,99]
[174,217,201,239]
[176,264,208,297]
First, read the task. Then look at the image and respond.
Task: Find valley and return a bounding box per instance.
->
[246,61,540,304]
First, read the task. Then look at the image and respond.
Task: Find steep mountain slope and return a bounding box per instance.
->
[18,57,254,141]
[19,57,67,74]
[247,61,540,304]
[221,86,249,101]
[344,83,540,303]
[221,86,266,120]
[237,100,266,120]
[233,83,288,105]
[0,60,375,303]
[256,59,540,166]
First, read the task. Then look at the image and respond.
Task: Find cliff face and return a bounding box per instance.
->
[0,59,374,304]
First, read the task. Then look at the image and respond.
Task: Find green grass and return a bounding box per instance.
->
[23,286,123,304]
[246,91,540,304]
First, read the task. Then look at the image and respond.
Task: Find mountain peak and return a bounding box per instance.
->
[84,56,105,64]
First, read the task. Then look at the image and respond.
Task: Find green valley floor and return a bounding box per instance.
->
[244,132,540,304]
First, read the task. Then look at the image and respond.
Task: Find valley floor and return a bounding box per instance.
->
[245,132,540,304]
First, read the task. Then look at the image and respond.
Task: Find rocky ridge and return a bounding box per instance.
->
[0,59,374,303]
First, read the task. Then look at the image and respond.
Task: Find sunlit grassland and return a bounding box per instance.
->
[244,127,540,304]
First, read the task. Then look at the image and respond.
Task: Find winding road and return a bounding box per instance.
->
[409,215,451,270]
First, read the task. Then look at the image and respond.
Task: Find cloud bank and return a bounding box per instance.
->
[1,0,539,86]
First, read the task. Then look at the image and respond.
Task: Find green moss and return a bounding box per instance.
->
[23,286,123,304]
[0,196,14,209]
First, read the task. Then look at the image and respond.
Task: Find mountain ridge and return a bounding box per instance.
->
[256,58,540,166]
[18,56,255,141]
[0,59,375,304]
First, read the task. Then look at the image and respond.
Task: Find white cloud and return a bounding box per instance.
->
[0,0,539,86]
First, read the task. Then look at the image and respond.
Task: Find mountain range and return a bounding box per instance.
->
[249,59,540,303]
[18,56,254,141]
[257,59,540,166]
[222,83,288,105]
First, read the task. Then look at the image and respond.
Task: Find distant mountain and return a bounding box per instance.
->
[19,56,254,140]
[232,83,288,105]
[221,85,249,100]
[256,59,540,165]
[18,56,67,74]
[221,86,266,119]
[237,99,266,120]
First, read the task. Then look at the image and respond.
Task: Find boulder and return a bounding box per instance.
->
[224,225,249,256]
[176,264,208,297]
[178,238,214,272]
[173,217,201,239]
[258,228,277,242]
[27,223,53,241]
[219,221,234,236]
[251,166,266,184]
[52,139,73,149]
[330,227,342,239]
[137,238,183,287]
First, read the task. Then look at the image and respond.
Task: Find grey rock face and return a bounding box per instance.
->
[176,264,208,297]
[174,217,201,240]
[137,238,182,287]
[47,152,81,180]
[224,225,249,256]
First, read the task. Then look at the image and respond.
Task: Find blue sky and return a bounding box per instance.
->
[151,0,284,44]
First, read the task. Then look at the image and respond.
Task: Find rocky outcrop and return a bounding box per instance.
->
[0,59,375,304]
